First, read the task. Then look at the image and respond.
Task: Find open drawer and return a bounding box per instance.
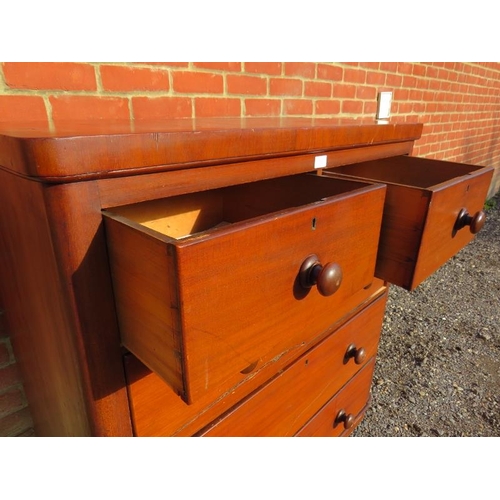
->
[103,173,386,404]
[324,156,493,290]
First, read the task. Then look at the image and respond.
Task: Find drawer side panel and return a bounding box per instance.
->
[103,216,185,397]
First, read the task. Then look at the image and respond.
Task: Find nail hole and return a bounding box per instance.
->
[240,360,259,374]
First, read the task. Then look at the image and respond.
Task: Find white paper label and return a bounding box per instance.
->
[314,155,327,169]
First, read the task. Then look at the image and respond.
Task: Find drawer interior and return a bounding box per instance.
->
[332,155,485,188]
[109,174,370,240]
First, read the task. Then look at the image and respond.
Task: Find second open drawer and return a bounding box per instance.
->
[325,155,493,290]
[103,173,386,404]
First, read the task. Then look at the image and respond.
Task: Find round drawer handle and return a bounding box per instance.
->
[334,409,354,430]
[344,344,366,365]
[454,208,486,234]
[299,254,343,297]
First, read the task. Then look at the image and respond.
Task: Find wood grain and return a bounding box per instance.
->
[96,141,414,209]
[0,118,423,181]
[104,175,386,403]
[326,156,494,289]
[295,358,376,437]
[124,280,387,436]
[0,170,91,435]
[198,295,385,437]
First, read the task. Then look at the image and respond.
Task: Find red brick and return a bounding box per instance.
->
[173,71,223,93]
[425,65,439,79]
[364,101,378,114]
[360,62,380,70]
[402,75,417,87]
[380,62,398,72]
[0,407,33,437]
[227,75,267,95]
[269,78,302,96]
[285,62,316,78]
[356,86,377,100]
[398,102,413,113]
[0,387,24,418]
[410,89,424,100]
[413,102,425,113]
[133,97,192,119]
[412,64,426,77]
[317,64,343,81]
[386,73,403,87]
[0,341,10,366]
[367,72,386,85]
[0,364,21,392]
[3,62,96,91]
[193,62,241,71]
[344,68,366,84]
[438,69,451,81]
[244,62,282,75]
[397,62,413,75]
[245,98,281,116]
[315,100,341,115]
[50,96,129,124]
[195,97,240,118]
[0,95,48,124]
[342,100,363,114]
[396,88,409,100]
[305,81,331,98]
[426,102,439,113]
[428,79,441,90]
[284,99,313,115]
[333,83,356,98]
[100,65,169,91]
[141,62,189,67]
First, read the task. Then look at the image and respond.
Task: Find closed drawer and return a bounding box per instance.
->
[103,173,386,404]
[197,292,386,436]
[325,156,493,290]
[295,356,375,437]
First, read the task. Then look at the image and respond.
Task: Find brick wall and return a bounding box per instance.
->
[1,61,499,436]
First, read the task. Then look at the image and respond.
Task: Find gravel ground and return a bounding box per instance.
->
[353,194,500,437]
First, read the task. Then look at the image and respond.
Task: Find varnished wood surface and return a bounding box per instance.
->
[0,170,91,435]
[198,294,386,437]
[124,280,387,436]
[43,183,133,436]
[0,118,423,181]
[413,166,493,287]
[104,175,386,403]
[295,357,376,437]
[326,156,494,289]
[97,141,414,209]
[0,120,439,436]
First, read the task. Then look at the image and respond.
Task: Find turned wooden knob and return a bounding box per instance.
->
[335,409,354,430]
[345,344,366,365]
[299,254,343,297]
[454,208,486,234]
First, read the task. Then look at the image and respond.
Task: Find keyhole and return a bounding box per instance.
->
[312,217,317,230]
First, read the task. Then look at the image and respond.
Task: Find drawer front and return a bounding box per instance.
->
[124,280,387,437]
[295,357,375,437]
[104,174,386,404]
[326,156,493,290]
[197,293,386,437]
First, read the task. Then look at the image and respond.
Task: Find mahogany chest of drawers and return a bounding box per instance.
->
[0,118,492,436]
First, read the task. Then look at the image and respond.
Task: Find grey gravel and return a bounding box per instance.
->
[353,194,500,437]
